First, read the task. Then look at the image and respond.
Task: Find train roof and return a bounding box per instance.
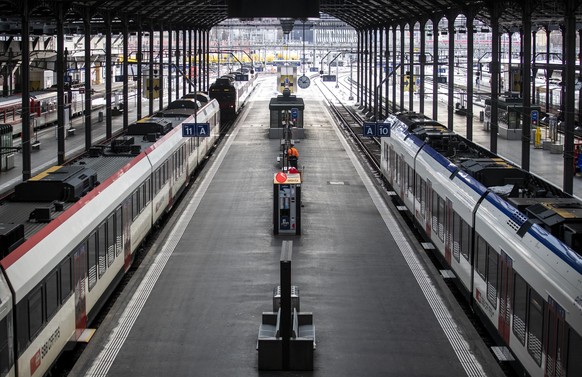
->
[0,99,215,262]
[390,111,582,255]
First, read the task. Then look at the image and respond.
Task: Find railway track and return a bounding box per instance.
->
[314,79,382,172]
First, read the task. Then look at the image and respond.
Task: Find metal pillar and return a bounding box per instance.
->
[56,3,65,165]
[175,30,180,98]
[159,24,164,110]
[378,26,383,118]
[358,31,362,105]
[392,26,397,113]
[363,30,368,111]
[182,29,186,96]
[466,12,475,141]
[432,17,439,120]
[123,19,129,129]
[409,22,414,112]
[168,26,172,103]
[84,9,92,151]
[385,25,390,115]
[546,29,551,114]
[508,32,512,93]
[368,29,374,115]
[21,1,30,180]
[399,24,405,110]
[105,13,112,138]
[194,29,198,94]
[419,20,426,114]
[137,19,143,120]
[521,4,532,172]
[490,3,501,153]
[149,23,154,115]
[579,29,582,123]
[447,15,454,131]
[532,30,537,105]
[206,30,210,91]
[563,0,577,193]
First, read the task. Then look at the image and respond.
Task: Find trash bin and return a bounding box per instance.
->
[479,111,484,122]
[98,111,103,122]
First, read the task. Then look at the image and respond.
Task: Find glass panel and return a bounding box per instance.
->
[486,248,498,307]
[87,235,97,290]
[527,288,544,366]
[461,219,470,260]
[98,222,107,278]
[438,196,445,241]
[45,271,59,319]
[107,215,115,266]
[476,235,487,278]
[28,287,44,339]
[512,272,527,344]
[60,257,72,302]
[115,207,123,256]
[453,212,460,262]
[567,329,582,377]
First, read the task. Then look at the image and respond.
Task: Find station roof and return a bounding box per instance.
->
[0,1,579,33]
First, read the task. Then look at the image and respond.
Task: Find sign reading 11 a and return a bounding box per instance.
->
[182,122,210,137]
[362,122,391,137]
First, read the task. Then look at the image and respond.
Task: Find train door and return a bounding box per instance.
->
[445,198,453,264]
[545,296,566,377]
[73,243,87,340]
[498,250,513,343]
[122,197,132,272]
[399,154,405,198]
[425,179,432,235]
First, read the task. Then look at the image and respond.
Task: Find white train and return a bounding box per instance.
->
[380,112,582,377]
[0,96,221,377]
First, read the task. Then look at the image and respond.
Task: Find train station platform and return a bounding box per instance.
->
[68,78,504,376]
[0,84,186,196]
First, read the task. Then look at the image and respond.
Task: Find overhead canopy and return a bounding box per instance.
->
[0,1,579,33]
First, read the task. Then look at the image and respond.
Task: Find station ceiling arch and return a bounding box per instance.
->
[0,1,580,32]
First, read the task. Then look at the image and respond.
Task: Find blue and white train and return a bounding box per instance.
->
[380,112,582,377]
[0,96,221,377]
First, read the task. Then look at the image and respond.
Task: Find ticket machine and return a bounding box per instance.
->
[273,172,301,235]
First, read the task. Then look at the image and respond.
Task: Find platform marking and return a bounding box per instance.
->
[85,119,243,377]
[440,270,456,279]
[330,115,488,377]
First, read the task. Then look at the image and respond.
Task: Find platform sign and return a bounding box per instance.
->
[322,75,337,82]
[363,122,391,137]
[363,122,377,137]
[531,110,539,127]
[377,123,391,137]
[182,122,210,137]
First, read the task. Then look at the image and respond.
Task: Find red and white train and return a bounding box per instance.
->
[380,112,582,377]
[0,96,220,377]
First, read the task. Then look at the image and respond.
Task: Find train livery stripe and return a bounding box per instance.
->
[0,153,148,270]
[85,106,242,377]
[396,126,582,277]
[338,115,487,376]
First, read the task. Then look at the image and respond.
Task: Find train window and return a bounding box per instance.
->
[476,235,487,278]
[115,207,123,256]
[407,165,414,193]
[132,190,139,220]
[98,222,107,278]
[486,249,498,308]
[452,212,461,262]
[16,300,29,354]
[107,215,115,266]
[460,219,470,261]
[61,257,72,302]
[527,288,544,366]
[545,304,566,377]
[567,329,582,377]
[145,177,151,205]
[432,191,438,234]
[437,196,445,242]
[0,316,12,375]
[512,272,527,345]
[28,286,44,339]
[88,234,98,290]
[45,270,59,320]
[141,183,147,211]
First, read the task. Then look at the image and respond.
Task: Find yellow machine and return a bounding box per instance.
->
[277,64,298,94]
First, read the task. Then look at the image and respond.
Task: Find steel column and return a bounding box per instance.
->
[137,19,143,120]
[432,17,439,120]
[466,13,475,141]
[159,24,164,110]
[521,4,532,172]
[123,18,129,129]
[409,22,414,112]
[447,15,454,131]
[563,0,577,193]
[168,26,172,103]
[105,13,112,138]
[490,3,500,153]
[84,9,92,150]
[149,23,154,115]
[419,20,426,114]
[56,3,65,164]
[392,26,397,113]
